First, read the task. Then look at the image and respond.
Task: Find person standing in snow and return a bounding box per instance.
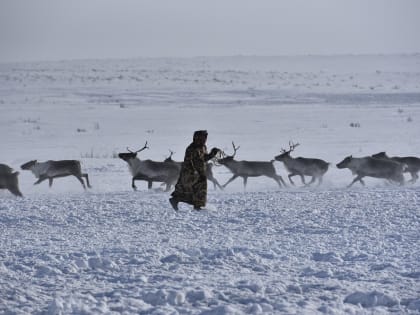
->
[169,130,220,211]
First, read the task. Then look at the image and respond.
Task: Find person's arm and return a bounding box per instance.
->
[204,147,220,162]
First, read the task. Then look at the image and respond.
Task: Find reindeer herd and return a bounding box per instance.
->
[1,141,420,197]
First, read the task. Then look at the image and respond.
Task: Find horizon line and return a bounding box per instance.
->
[1,52,420,65]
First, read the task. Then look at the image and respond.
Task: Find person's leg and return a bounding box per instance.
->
[192,178,207,210]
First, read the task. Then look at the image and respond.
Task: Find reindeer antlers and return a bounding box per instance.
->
[166,150,175,160]
[288,141,299,151]
[228,141,241,157]
[231,141,240,158]
[127,141,149,153]
[218,141,240,159]
[281,141,300,154]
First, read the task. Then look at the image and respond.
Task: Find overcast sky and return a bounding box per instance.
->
[0,0,419,62]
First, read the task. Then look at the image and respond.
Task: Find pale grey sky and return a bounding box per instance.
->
[0,0,419,62]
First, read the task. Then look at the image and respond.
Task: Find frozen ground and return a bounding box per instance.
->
[0,55,420,314]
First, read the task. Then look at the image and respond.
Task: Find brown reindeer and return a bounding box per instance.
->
[217,142,286,189]
[275,142,329,186]
[372,151,420,184]
[118,142,180,191]
[337,155,405,187]
[21,160,91,189]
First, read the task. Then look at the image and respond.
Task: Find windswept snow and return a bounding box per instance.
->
[1,55,420,314]
[1,189,419,314]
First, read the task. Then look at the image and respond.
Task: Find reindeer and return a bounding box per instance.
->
[217,142,286,189]
[118,142,180,191]
[275,142,329,186]
[21,160,91,189]
[372,152,420,184]
[164,150,223,190]
[0,164,23,197]
[336,155,405,187]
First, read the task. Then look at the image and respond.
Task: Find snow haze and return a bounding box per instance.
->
[1,0,420,62]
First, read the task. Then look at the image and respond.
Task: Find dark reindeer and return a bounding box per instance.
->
[164,150,223,190]
[336,155,405,187]
[118,142,180,191]
[217,142,286,189]
[0,164,23,197]
[372,152,420,184]
[21,160,91,189]
[275,142,329,186]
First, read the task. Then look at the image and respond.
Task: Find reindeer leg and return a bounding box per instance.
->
[347,176,357,188]
[148,181,153,189]
[243,177,248,190]
[49,177,53,187]
[408,172,418,184]
[8,187,23,197]
[288,173,296,185]
[208,172,222,190]
[74,175,87,189]
[211,178,223,190]
[395,174,405,186]
[207,174,215,189]
[34,175,47,185]
[223,174,239,188]
[164,183,171,192]
[273,175,286,188]
[132,178,137,191]
[82,173,92,188]
[348,175,364,188]
[317,176,323,186]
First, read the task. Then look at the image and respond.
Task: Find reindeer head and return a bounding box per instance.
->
[118,142,149,162]
[336,155,353,169]
[275,141,299,161]
[21,160,37,170]
[217,142,240,165]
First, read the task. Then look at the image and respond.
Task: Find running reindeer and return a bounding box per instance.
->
[21,159,91,189]
[164,150,223,190]
[371,151,420,184]
[217,142,286,189]
[0,164,23,197]
[118,142,180,191]
[336,155,405,187]
[275,142,329,186]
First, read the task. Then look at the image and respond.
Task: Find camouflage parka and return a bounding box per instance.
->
[171,142,217,207]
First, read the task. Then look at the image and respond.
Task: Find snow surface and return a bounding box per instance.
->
[0,55,420,314]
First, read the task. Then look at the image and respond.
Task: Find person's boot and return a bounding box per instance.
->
[169,197,179,211]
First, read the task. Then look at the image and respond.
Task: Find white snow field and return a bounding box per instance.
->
[1,55,420,314]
